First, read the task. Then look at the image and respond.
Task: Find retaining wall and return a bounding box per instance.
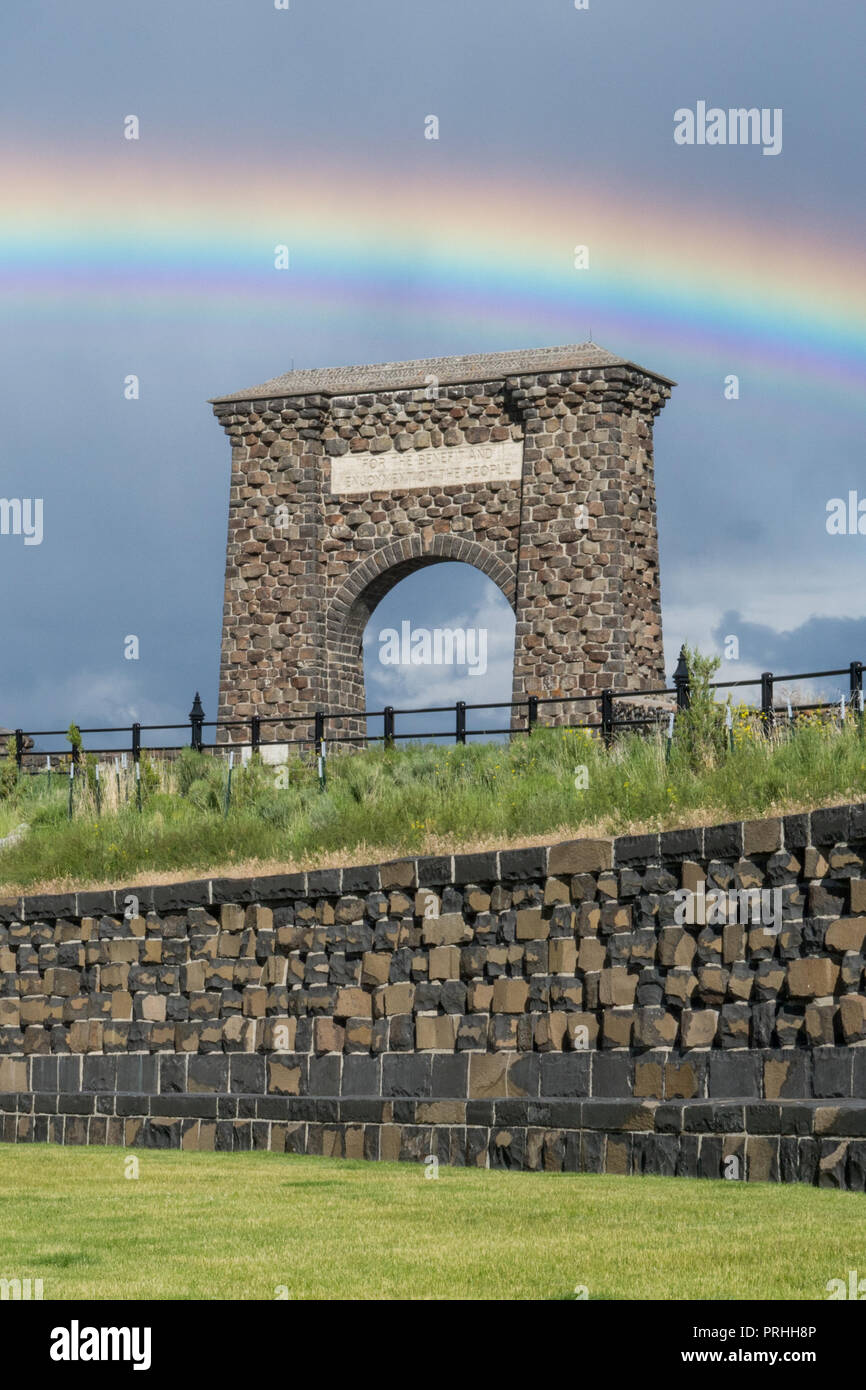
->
[4,802,866,1186]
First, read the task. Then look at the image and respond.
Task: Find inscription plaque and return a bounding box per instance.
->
[329,438,524,495]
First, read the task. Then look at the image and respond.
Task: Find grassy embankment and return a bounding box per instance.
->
[0,703,864,892]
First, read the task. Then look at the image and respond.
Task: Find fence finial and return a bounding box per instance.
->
[673,646,691,711]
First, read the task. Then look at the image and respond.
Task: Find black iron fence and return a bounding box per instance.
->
[6,651,865,770]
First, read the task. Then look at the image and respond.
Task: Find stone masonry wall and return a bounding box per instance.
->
[6,802,866,1186]
[212,350,671,742]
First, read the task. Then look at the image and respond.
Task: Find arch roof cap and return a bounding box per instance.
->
[210,341,676,405]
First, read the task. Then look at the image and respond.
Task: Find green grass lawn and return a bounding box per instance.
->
[0,1144,864,1300]
[2,714,866,892]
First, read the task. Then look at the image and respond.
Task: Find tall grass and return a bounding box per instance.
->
[1,707,865,891]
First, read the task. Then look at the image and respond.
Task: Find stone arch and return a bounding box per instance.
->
[325,534,516,714]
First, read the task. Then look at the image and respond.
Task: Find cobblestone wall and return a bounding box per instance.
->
[5,802,866,1185]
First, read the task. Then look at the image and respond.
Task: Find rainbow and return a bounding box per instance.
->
[4,146,865,402]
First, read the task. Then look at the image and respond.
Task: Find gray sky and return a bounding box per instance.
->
[1,0,865,748]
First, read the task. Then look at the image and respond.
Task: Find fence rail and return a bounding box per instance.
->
[6,651,865,769]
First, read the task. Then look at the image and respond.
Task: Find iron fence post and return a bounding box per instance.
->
[527,695,538,735]
[760,671,774,734]
[384,706,395,749]
[673,647,691,711]
[132,722,141,764]
[849,661,862,723]
[189,692,205,752]
[600,689,613,747]
[251,715,260,755]
[14,729,24,775]
[314,711,324,757]
[456,701,466,745]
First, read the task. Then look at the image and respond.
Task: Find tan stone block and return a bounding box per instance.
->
[314,1017,345,1054]
[665,1061,700,1099]
[380,1124,402,1160]
[263,955,287,986]
[422,912,471,946]
[466,887,491,913]
[764,1059,791,1100]
[634,1008,677,1048]
[184,960,207,992]
[577,903,600,935]
[468,981,494,1012]
[415,890,440,918]
[140,993,166,1022]
[534,1012,568,1051]
[722,923,746,965]
[100,963,129,990]
[428,945,461,980]
[218,932,241,959]
[361,952,391,987]
[665,969,698,1005]
[468,1053,508,1098]
[746,1135,776,1183]
[0,1057,26,1090]
[220,903,246,932]
[838,994,866,1043]
[19,996,46,1026]
[681,1009,719,1048]
[658,927,696,968]
[0,947,16,973]
[516,908,550,940]
[415,1014,458,1050]
[601,1008,634,1047]
[787,957,839,998]
[68,1020,103,1052]
[803,848,829,879]
[634,1061,663,1098]
[605,1137,629,1175]
[850,879,866,914]
[108,940,139,962]
[142,938,163,964]
[245,905,272,932]
[543,876,571,906]
[549,938,577,974]
[697,965,727,1005]
[415,1101,465,1124]
[268,1058,302,1095]
[826,917,866,953]
[599,967,637,1007]
[492,978,529,1013]
[805,1002,837,1045]
[379,982,415,1016]
[681,861,706,893]
[345,1017,373,1049]
[335,987,372,1019]
[743,817,782,855]
[578,937,606,972]
[110,991,133,1021]
[380,859,416,891]
[549,838,612,875]
[222,1015,256,1050]
[43,967,79,997]
[242,986,267,1017]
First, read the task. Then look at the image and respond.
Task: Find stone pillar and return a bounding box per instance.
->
[214,395,330,744]
[508,366,670,727]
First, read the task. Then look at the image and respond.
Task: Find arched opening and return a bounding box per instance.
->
[361,561,516,744]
